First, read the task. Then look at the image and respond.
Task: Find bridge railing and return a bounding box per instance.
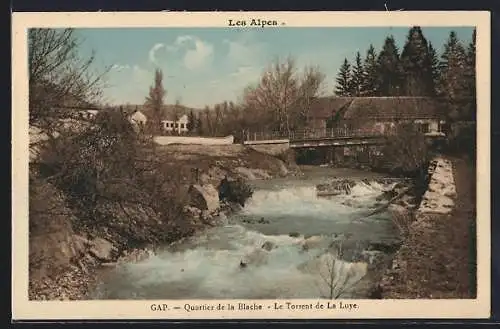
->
[244,127,397,142]
[244,131,290,142]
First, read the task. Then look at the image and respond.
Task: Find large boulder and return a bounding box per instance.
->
[89,237,117,262]
[187,184,220,213]
[316,179,357,196]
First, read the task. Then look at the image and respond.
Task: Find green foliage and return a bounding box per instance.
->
[376,36,403,96]
[335,58,352,96]
[361,44,379,96]
[400,26,435,96]
[349,52,364,96]
[377,123,430,177]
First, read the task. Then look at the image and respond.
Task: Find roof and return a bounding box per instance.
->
[309,97,354,119]
[310,96,447,121]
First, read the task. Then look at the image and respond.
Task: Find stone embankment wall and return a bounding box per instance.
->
[379,157,458,297]
[415,157,457,218]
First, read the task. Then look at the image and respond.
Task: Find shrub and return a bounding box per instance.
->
[375,123,430,178]
[35,108,192,245]
[218,177,254,207]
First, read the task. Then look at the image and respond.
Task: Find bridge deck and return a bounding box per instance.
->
[244,128,397,147]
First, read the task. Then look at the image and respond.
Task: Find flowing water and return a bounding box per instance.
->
[91,167,403,300]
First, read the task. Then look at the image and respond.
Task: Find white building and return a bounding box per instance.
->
[129,110,148,127]
[161,114,189,134]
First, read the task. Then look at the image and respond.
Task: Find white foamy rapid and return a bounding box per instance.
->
[242,180,392,221]
[91,176,399,300]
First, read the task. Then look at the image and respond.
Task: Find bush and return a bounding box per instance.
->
[35,109,193,245]
[218,177,254,207]
[374,123,430,178]
[445,121,476,164]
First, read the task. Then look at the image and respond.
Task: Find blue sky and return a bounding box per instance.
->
[75,26,475,108]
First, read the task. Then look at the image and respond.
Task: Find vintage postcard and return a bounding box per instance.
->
[12,11,490,320]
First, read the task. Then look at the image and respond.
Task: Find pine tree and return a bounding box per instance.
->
[361,44,379,96]
[349,52,364,96]
[427,42,440,95]
[400,26,434,96]
[464,28,477,121]
[335,58,352,96]
[187,110,196,133]
[438,31,468,120]
[376,36,403,96]
[145,68,166,134]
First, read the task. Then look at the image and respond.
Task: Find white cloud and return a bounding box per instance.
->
[223,34,267,67]
[149,43,165,64]
[166,35,214,70]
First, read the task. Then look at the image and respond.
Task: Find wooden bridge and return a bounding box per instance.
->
[243,128,398,149]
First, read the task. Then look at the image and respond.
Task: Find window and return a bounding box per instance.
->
[181,123,185,129]
[420,123,429,133]
[175,123,178,128]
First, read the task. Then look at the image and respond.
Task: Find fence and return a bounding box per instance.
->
[244,127,398,142]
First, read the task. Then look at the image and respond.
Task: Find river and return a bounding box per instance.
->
[90,166,403,300]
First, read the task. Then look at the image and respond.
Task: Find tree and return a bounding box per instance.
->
[214,104,223,136]
[203,106,213,136]
[187,110,196,133]
[28,28,108,132]
[349,52,364,96]
[196,112,204,135]
[145,69,166,134]
[376,36,403,96]
[427,42,440,95]
[437,31,469,120]
[243,56,325,133]
[400,26,434,96]
[464,28,477,121]
[296,65,326,127]
[361,44,379,96]
[335,58,352,96]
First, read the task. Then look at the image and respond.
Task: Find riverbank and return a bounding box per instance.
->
[378,156,476,298]
[28,144,298,300]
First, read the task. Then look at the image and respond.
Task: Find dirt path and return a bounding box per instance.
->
[381,156,476,299]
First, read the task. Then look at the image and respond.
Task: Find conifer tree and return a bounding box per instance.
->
[376,36,403,96]
[361,44,379,96]
[464,28,477,121]
[349,52,364,96]
[438,31,468,120]
[335,58,352,96]
[400,26,434,95]
[427,42,440,95]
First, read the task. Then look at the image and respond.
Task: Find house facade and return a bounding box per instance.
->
[308,96,447,137]
[129,110,148,128]
[161,114,189,134]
